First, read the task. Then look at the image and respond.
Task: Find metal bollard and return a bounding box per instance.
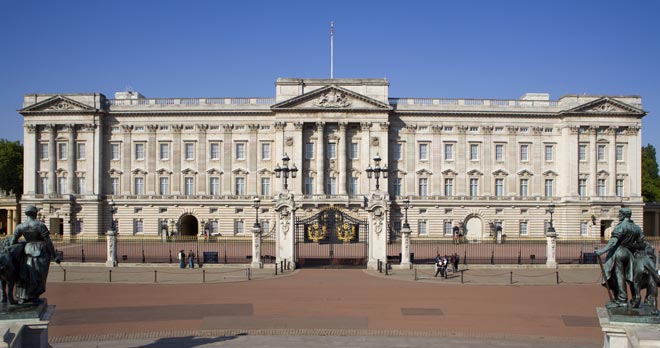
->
[556,271,559,284]
[142,250,146,264]
[247,268,251,280]
[385,263,389,276]
[414,268,417,281]
[203,269,206,283]
[460,270,464,284]
[275,262,278,275]
[154,270,157,283]
[81,248,86,263]
[109,269,112,283]
[280,261,284,273]
[63,269,66,282]
[169,250,173,264]
[510,271,513,284]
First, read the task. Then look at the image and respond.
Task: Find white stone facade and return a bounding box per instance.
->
[19,78,646,239]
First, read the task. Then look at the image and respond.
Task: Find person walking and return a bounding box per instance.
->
[178,250,186,268]
[453,252,460,273]
[188,250,196,269]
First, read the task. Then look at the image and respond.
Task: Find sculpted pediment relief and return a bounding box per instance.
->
[492,169,509,176]
[271,85,391,112]
[207,168,224,175]
[156,168,173,175]
[467,169,483,176]
[564,97,645,115]
[20,95,96,113]
[416,168,432,176]
[517,169,534,177]
[441,169,458,176]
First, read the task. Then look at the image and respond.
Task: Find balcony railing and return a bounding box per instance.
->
[389,98,559,107]
[107,97,276,106]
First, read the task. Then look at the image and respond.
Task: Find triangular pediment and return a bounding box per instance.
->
[20,95,96,113]
[563,97,645,116]
[416,168,432,176]
[542,170,558,177]
[441,169,458,176]
[467,169,483,176]
[517,169,534,177]
[271,85,391,112]
[492,169,509,176]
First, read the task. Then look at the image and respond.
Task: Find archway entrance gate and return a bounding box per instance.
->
[295,207,368,267]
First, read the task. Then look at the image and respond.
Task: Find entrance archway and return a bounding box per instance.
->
[464,216,483,240]
[179,215,199,237]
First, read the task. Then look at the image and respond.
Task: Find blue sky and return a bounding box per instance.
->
[1,1,659,149]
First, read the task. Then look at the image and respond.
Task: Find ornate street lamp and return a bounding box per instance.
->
[365,154,388,191]
[109,199,117,233]
[402,196,411,230]
[274,153,298,191]
[547,203,556,235]
[253,197,261,231]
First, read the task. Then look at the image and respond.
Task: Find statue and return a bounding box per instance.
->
[595,208,658,313]
[1,206,60,304]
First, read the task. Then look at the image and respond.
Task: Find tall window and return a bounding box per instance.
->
[545,179,553,197]
[393,143,402,161]
[111,178,119,195]
[210,221,219,235]
[261,220,269,234]
[616,145,624,161]
[40,143,48,160]
[470,144,479,161]
[495,144,504,161]
[545,145,553,161]
[58,177,66,194]
[349,142,358,160]
[185,143,194,160]
[135,143,144,160]
[580,221,589,236]
[394,178,402,196]
[443,221,453,235]
[40,177,48,194]
[77,143,85,160]
[159,177,169,195]
[184,177,194,195]
[111,143,120,160]
[419,143,428,161]
[160,143,169,160]
[520,144,529,161]
[578,179,587,197]
[261,143,271,160]
[470,178,478,197]
[75,219,83,234]
[58,143,68,160]
[305,143,314,159]
[327,143,337,159]
[134,220,143,234]
[418,220,428,235]
[444,178,454,196]
[444,144,454,160]
[579,144,587,161]
[616,179,624,197]
[597,144,606,161]
[327,177,337,194]
[134,177,144,195]
[520,178,529,197]
[76,177,85,194]
[519,221,528,236]
[209,177,220,195]
[419,178,428,196]
[235,177,245,195]
[349,177,358,194]
[235,143,246,160]
[235,220,244,234]
[597,179,606,196]
[495,178,504,197]
[261,177,271,196]
[210,143,220,160]
[304,176,314,195]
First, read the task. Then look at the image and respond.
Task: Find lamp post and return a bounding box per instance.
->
[106,199,118,267]
[253,197,261,231]
[109,199,117,233]
[402,197,411,230]
[400,196,412,268]
[274,153,298,191]
[545,203,557,267]
[547,203,556,235]
[365,154,388,191]
[251,197,262,268]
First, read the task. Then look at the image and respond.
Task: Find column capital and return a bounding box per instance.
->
[146,124,159,132]
[222,124,233,133]
[25,124,37,133]
[273,122,287,131]
[294,122,304,130]
[482,125,493,134]
[248,124,259,133]
[42,124,57,133]
[315,121,325,130]
[456,125,469,134]
[360,122,372,131]
[121,125,134,133]
[379,122,389,131]
[338,122,348,131]
[506,125,519,134]
[431,125,443,134]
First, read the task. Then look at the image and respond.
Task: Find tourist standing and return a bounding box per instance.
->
[178,250,186,268]
[188,250,196,269]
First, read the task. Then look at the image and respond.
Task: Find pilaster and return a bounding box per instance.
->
[121,125,132,195]
[456,125,468,195]
[248,124,258,195]
[47,125,56,195]
[66,124,76,195]
[24,124,37,195]
[338,122,347,195]
[367,191,389,270]
[315,122,325,194]
[221,125,233,195]
[146,124,158,195]
[172,124,183,195]
[197,124,208,195]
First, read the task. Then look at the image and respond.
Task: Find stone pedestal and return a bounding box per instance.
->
[598,307,660,348]
[251,226,262,268]
[545,231,557,268]
[275,191,296,270]
[367,191,389,270]
[106,229,117,267]
[0,300,55,348]
[400,227,411,269]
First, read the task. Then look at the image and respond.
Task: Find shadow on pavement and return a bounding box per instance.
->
[136,333,246,348]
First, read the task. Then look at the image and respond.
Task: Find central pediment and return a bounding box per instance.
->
[271,85,392,112]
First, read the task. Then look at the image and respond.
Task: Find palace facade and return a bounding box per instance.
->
[19,78,646,240]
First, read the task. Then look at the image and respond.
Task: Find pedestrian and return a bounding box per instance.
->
[453,252,460,273]
[188,250,196,269]
[434,254,442,277]
[178,250,186,269]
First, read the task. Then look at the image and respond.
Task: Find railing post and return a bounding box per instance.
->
[518,250,522,265]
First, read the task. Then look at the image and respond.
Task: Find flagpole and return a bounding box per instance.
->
[330,21,334,79]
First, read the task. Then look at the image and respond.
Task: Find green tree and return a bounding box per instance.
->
[641,144,660,201]
[0,139,23,202]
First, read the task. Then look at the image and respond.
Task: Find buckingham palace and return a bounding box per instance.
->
[18,78,646,242]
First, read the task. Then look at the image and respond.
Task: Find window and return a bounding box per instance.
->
[304,176,314,194]
[159,177,169,195]
[419,143,428,161]
[40,143,48,160]
[160,143,169,160]
[327,177,337,194]
[184,177,194,195]
[349,142,358,160]
[495,144,504,161]
[444,178,454,196]
[616,145,624,161]
[58,177,66,194]
[111,178,119,195]
[444,144,454,160]
[58,143,67,160]
[305,143,314,160]
[597,144,606,161]
[111,143,120,160]
[495,178,504,197]
[545,145,553,161]
[616,179,624,197]
[327,143,337,159]
[134,219,143,234]
[394,178,402,196]
[210,221,219,235]
[579,144,587,161]
[261,177,271,196]
[77,143,85,160]
[393,143,402,161]
[40,177,48,194]
[76,177,85,194]
[261,143,271,160]
[470,144,479,161]
[135,143,144,160]
[519,221,528,236]
[235,177,245,195]
[261,220,269,234]
[597,179,606,196]
[520,144,529,161]
[349,177,358,195]
[470,178,478,197]
[520,178,529,197]
[235,220,244,234]
[580,221,589,236]
[418,220,428,235]
[444,221,453,236]
[545,179,553,197]
[185,143,194,160]
[419,178,428,196]
[134,177,144,195]
[75,219,83,234]
[210,143,220,160]
[235,143,246,160]
[209,177,220,195]
[578,179,587,197]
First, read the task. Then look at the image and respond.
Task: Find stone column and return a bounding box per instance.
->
[47,125,57,195]
[315,122,325,194]
[404,125,416,195]
[248,124,259,195]
[275,192,296,270]
[589,126,598,197]
[292,122,304,194]
[507,126,518,195]
[197,124,208,194]
[24,124,37,195]
[360,122,372,193]
[66,124,76,195]
[251,225,262,268]
[366,191,389,270]
[273,122,286,193]
[545,228,557,268]
[456,125,468,195]
[482,126,493,195]
[400,225,411,269]
[338,122,347,195]
[222,125,233,195]
[106,229,118,267]
[121,125,133,194]
[146,125,158,195]
[172,125,183,194]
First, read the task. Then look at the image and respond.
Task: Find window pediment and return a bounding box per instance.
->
[542,170,558,177]
[467,169,483,176]
[108,168,123,175]
[131,168,147,175]
[492,169,509,177]
[442,169,458,176]
[517,169,534,177]
[206,168,224,175]
[232,168,249,175]
[416,168,432,176]
[156,168,173,175]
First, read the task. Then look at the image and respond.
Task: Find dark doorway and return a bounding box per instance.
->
[600,220,613,240]
[50,218,64,237]
[179,215,199,237]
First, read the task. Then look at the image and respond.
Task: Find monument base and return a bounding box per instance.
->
[598,307,660,348]
[0,299,54,348]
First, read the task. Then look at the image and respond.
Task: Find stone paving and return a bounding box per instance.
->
[45,264,606,348]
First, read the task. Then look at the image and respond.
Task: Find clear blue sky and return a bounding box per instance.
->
[1,1,659,149]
